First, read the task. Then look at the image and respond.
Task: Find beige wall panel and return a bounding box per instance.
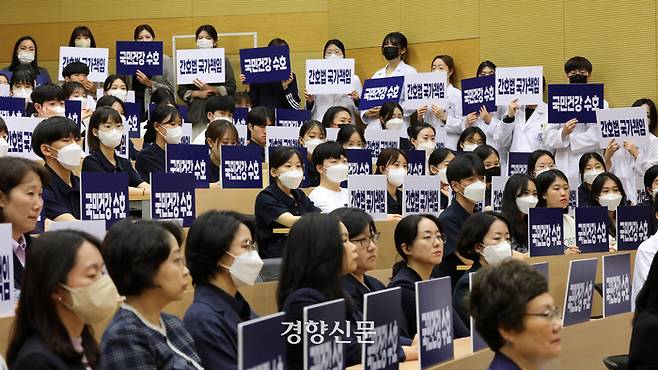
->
[191,0,327,16]
[327,0,402,49]
[60,0,193,22]
[0,1,61,25]
[400,0,479,43]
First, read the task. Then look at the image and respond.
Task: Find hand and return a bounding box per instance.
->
[304,88,314,103]
[387,213,403,221]
[416,105,428,122]
[239,73,250,91]
[479,106,492,124]
[431,104,447,121]
[564,245,581,255]
[623,140,639,159]
[193,78,214,92]
[82,80,95,93]
[465,112,478,127]
[350,90,360,101]
[135,70,153,88]
[192,90,213,99]
[506,99,519,118]
[603,139,620,169]
[561,118,578,139]
[282,72,294,90]
[366,106,381,118]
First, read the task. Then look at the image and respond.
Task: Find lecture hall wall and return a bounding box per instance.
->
[1,0,656,107]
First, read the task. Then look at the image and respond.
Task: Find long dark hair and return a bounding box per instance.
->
[277,213,349,311]
[501,174,536,246]
[590,172,628,238]
[536,169,569,209]
[7,230,102,367]
[143,105,181,144]
[457,212,510,261]
[635,228,658,322]
[633,98,657,135]
[392,214,442,274]
[9,36,42,75]
[68,26,97,47]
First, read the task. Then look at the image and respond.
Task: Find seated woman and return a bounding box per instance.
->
[527,149,556,178]
[0,157,48,290]
[501,174,538,253]
[590,172,629,251]
[103,74,130,102]
[7,230,119,369]
[474,144,501,205]
[100,220,203,370]
[298,120,326,187]
[82,106,150,196]
[308,142,349,213]
[336,124,366,150]
[375,148,408,218]
[388,214,469,339]
[428,148,456,209]
[184,210,261,370]
[255,146,319,258]
[321,106,353,128]
[536,169,580,254]
[408,122,436,154]
[456,126,486,153]
[577,152,607,207]
[204,119,239,184]
[136,104,183,183]
[470,259,561,369]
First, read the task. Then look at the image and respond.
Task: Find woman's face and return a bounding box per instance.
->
[341,222,358,274]
[406,218,444,268]
[351,225,378,274]
[18,39,35,55]
[111,102,125,116]
[218,223,254,269]
[0,171,43,237]
[108,79,127,91]
[544,177,570,209]
[136,30,154,41]
[519,180,538,198]
[583,157,605,173]
[151,233,189,302]
[272,154,303,179]
[533,155,555,175]
[431,58,452,78]
[505,292,562,363]
[301,126,325,143]
[60,241,105,306]
[481,219,510,248]
[383,154,408,178]
[324,44,344,59]
[598,178,621,199]
[411,127,435,147]
[478,66,495,77]
[94,115,125,142]
[483,152,500,170]
[431,152,455,174]
[460,133,484,150]
[344,132,364,149]
[332,111,352,128]
[197,30,216,47]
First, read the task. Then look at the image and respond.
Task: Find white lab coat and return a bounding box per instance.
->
[469,105,521,176]
[499,102,549,153]
[543,100,609,179]
[309,75,363,122]
[632,231,658,310]
[361,61,417,137]
[634,134,658,177]
[422,84,463,150]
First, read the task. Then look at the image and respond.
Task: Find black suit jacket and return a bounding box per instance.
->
[14,234,31,291]
[629,311,658,370]
[12,335,87,370]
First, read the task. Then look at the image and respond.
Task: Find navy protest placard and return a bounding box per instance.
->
[221,145,263,189]
[116,41,163,75]
[416,276,454,368]
[602,253,632,317]
[528,207,564,257]
[276,108,312,127]
[80,172,129,228]
[166,144,210,189]
[562,258,597,326]
[240,46,291,84]
[238,312,286,370]
[65,100,82,127]
[150,173,196,227]
[548,83,604,124]
[461,75,496,115]
[363,287,402,370]
[507,152,531,175]
[617,205,651,250]
[360,76,405,111]
[575,206,609,253]
[0,97,25,117]
[303,298,346,370]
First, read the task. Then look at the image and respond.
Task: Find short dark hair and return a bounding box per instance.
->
[186,211,256,285]
[312,141,346,167]
[268,38,289,47]
[336,124,365,146]
[527,150,555,177]
[323,39,346,56]
[7,230,101,368]
[62,81,86,99]
[476,60,497,76]
[393,214,441,274]
[457,127,486,152]
[31,83,64,105]
[96,95,125,114]
[381,32,408,52]
[32,117,81,159]
[375,148,408,174]
[0,157,49,223]
[134,24,155,40]
[474,144,499,164]
[407,122,435,140]
[321,106,351,128]
[536,169,569,208]
[102,219,183,296]
[379,101,403,126]
[196,24,218,41]
[205,95,235,115]
[446,152,485,185]
[564,56,592,74]
[247,106,272,127]
[633,98,657,134]
[428,148,455,169]
[68,26,96,47]
[103,74,130,91]
[578,152,606,182]
[469,259,548,351]
[299,120,326,140]
[330,207,376,239]
[644,165,658,201]
[62,62,89,78]
[150,88,176,107]
[87,107,123,152]
[270,146,303,171]
[9,66,35,88]
[501,174,536,246]
[457,211,510,261]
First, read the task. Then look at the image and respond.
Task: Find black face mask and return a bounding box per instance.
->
[383,46,399,61]
[485,166,501,182]
[569,74,588,84]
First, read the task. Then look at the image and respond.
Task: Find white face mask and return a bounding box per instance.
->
[213,114,233,123]
[462,180,487,203]
[278,169,304,189]
[158,125,183,145]
[416,141,436,152]
[599,193,622,211]
[74,38,91,48]
[345,146,362,150]
[45,105,66,117]
[107,89,128,102]
[71,96,88,108]
[17,51,34,64]
[515,195,539,215]
[221,250,263,287]
[326,163,349,184]
[481,241,512,265]
[385,118,403,130]
[438,168,448,184]
[583,169,604,185]
[97,129,123,149]
[387,167,406,187]
[325,53,343,59]
[52,143,83,170]
[653,187,658,199]
[303,138,324,155]
[534,167,551,177]
[462,143,478,152]
[12,87,32,99]
[196,38,214,49]
[0,137,9,157]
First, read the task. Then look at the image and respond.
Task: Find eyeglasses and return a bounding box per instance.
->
[236,240,257,251]
[350,232,380,249]
[419,234,446,244]
[524,306,561,321]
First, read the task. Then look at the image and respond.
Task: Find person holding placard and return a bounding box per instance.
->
[456,126,486,152]
[498,77,549,154]
[68,26,96,48]
[103,74,129,102]
[536,169,580,254]
[305,39,362,122]
[321,105,353,128]
[0,157,48,289]
[408,122,436,155]
[7,230,120,370]
[241,38,300,111]
[6,36,51,85]
[131,24,176,119]
[137,105,183,183]
[308,142,349,213]
[361,32,417,130]
[178,24,237,132]
[246,106,273,159]
[470,259,561,370]
[629,98,658,181]
[9,66,35,104]
[577,152,607,207]
[452,211,522,327]
[415,55,463,150]
[527,149,556,178]
[31,83,65,118]
[631,201,658,309]
[336,124,366,149]
[428,148,456,209]
[100,220,204,370]
[83,107,150,196]
[388,214,469,339]
[205,119,239,184]
[184,211,261,370]
[377,101,405,131]
[192,95,235,144]
[298,120,326,187]
[254,146,319,258]
[32,117,83,221]
[475,144,501,207]
[438,153,486,256]
[375,148,408,217]
[590,172,630,251]
[501,174,539,253]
